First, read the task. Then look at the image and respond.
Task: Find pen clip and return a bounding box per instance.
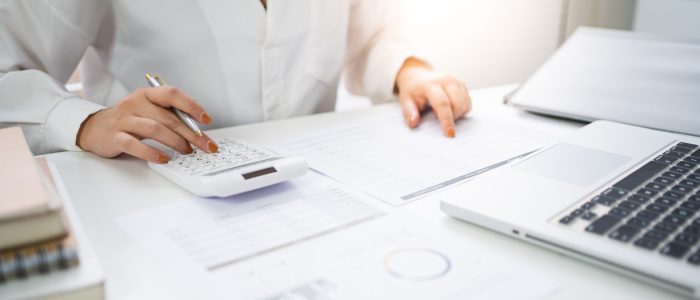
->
[153,74,168,86]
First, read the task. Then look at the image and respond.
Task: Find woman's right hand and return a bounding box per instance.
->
[76,86,218,163]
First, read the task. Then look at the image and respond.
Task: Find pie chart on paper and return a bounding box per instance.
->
[383,248,451,281]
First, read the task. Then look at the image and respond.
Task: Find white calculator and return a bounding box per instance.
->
[148,138,307,197]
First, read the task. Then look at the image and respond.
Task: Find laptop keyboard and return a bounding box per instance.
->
[559,142,700,265]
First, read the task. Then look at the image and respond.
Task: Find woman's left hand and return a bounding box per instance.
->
[395,57,472,138]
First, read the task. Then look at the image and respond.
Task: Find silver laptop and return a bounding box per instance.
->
[441,120,700,298]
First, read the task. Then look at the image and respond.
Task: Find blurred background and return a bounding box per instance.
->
[66,0,700,110]
[336,0,700,110]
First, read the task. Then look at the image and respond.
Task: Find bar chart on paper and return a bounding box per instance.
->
[117,173,384,272]
[275,111,557,206]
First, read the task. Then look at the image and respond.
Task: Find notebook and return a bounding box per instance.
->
[0,127,67,249]
[0,159,105,299]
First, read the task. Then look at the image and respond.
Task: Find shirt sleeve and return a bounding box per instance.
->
[0,0,106,154]
[343,0,416,104]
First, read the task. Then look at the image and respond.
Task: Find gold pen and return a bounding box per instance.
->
[145,74,203,136]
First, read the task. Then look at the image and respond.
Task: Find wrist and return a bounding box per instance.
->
[75,109,102,150]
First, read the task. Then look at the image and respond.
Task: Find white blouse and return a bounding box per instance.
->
[0,0,413,154]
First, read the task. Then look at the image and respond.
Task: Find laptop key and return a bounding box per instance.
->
[691,149,700,158]
[628,194,650,204]
[680,179,699,189]
[662,171,683,180]
[559,215,575,225]
[614,161,666,191]
[634,238,659,250]
[677,142,698,150]
[654,222,678,233]
[581,211,597,221]
[570,208,585,217]
[609,225,640,242]
[644,182,667,191]
[689,195,700,203]
[670,185,692,195]
[664,190,686,200]
[661,242,690,258]
[669,166,690,174]
[609,207,632,218]
[617,201,641,211]
[676,161,697,169]
[654,197,677,207]
[654,176,675,185]
[643,230,668,241]
[684,225,700,236]
[627,217,650,229]
[671,146,693,154]
[684,157,700,165]
[636,210,660,221]
[637,188,658,198]
[654,155,676,165]
[593,195,617,206]
[646,204,669,214]
[689,252,700,265]
[674,233,698,246]
[671,208,694,219]
[664,150,685,159]
[582,201,597,209]
[602,187,627,199]
[662,215,687,226]
[586,215,622,235]
[680,201,700,212]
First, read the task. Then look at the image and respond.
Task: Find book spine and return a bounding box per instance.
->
[0,240,79,283]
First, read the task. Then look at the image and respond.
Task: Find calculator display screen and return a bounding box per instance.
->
[242,167,278,180]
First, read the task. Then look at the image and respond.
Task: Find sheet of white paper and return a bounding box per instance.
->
[117,172,560,299]
[117,172,384,273]
[274,110,560,206]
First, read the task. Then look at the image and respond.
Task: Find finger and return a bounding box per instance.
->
[136,102,215,153]
[121,116,193,154]
[199,132,219,153]
[399,93,421,128]
[140,87,213,125]
[460,82,473,116]
[444,82,469,118]
[424,85,455,138]
[113,132,170,164]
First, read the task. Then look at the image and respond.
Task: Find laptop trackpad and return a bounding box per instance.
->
[514,143,630,187]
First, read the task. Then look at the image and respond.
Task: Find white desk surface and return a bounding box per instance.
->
[43,84,690,299]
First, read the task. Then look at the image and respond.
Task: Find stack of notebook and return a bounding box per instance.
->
[0,127,104,299]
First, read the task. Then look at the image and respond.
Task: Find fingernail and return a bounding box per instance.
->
[185,145,194,154]
[446,127,455,138]
[207,140,218,153]
[157,154,170,163]
[409,113,419,125]
[200,112,212,125]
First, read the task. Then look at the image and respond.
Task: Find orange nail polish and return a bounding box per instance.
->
[207,140,219,153]
[157,154,170,163]
[446,127,455,138]
[201,112,212,125]
[185,145,194,154]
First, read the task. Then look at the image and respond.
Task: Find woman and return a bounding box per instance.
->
[0,0,471,163]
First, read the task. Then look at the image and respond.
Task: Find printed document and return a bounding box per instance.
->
[117,172,560,299]
[275,110,561,205]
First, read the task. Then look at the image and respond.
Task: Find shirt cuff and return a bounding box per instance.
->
[45,97,104,152]
[369,47,415,104]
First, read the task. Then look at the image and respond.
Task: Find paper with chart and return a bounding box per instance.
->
[117,173,560,299]
[274,110,561,206]
[118,172,384,273]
